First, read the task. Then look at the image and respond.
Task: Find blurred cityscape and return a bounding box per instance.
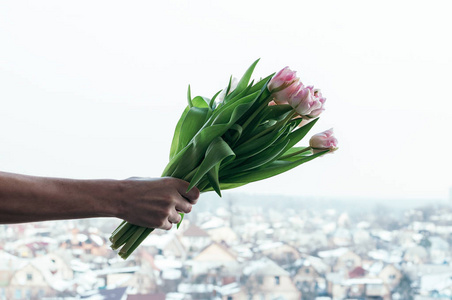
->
[1,193,451,300]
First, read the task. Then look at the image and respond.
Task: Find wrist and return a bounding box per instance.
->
[55,178,125,219]
[90,179,127,219]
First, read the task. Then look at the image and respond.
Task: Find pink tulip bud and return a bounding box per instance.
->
[268,67,298,94]
[309,128,338,152]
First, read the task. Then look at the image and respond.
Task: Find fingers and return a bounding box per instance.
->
[159,209,182,231]
[174,196,192,214]
[121,177,199,231]
[173,179,200,204]
[160,219,173,231]
[168,210,182,224]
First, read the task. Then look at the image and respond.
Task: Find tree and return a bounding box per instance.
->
[393,274,415,300]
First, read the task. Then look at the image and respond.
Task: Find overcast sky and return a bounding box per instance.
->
[1,1,451,202]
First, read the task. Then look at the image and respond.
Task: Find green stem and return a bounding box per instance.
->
[279,147,312,160]
[111,225,137,250]
[118,227,146,255]
[112,220,131,238]
[111,220,127,236]
[245,110,296,144]
[241,97,272,133]
[110,222,133,243]
[120,228,154,260]
[182,167,199,182]
[196,180,210,192]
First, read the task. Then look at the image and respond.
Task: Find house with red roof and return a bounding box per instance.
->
[180,224,211,253]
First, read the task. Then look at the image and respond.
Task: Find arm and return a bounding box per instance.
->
[0,171,199,230]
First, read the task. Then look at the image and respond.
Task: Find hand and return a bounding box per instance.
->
[115,177,199,230]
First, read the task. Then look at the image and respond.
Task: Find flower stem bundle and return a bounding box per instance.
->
[110,59,338,259]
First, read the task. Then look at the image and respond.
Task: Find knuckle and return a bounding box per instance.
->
[162,194,174,204]
[193,188,200,198]
[163,208,172,217]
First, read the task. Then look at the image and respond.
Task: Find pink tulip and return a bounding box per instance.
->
[288,86,326,118]
[268,66,298,94]
[272,80,303,105]
[268,66,326,118]
[309,128,338,151]
[306,89,326,118]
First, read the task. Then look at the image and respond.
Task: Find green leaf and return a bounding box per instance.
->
[177,107,211,154]
[187,85,193,108]
[225,76,233,97]
[233,125,288,158]
[263,105,294,121]
[177,213,184,229]
[287,118,303,130]
[222,150,328,184]
[279,146,311,160]
[222,125,290,172]
[162,143,193,177]
[229,124,243,136]
[279,153,312,162]
[169,106,190,160]
[247,73,274,94]
[203,182,248,192]
[233,81,275,137]
[224,124,243,145]
[188,137,235,192]
[168,90,259,178]
[192,96,210,108]
[227,80,254,104]
[223,139,289,174]
[208,91,260,126]
[225,59,260,101]
[285,118,319,149]
[207,163,222,196]
[210,90,222,109]
[238,109,292,146]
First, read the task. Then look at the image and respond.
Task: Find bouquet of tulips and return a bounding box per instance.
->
[110,59,338,259]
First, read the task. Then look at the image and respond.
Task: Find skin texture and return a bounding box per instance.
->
[0,172,199,230]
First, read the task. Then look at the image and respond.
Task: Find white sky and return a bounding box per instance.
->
[1,1,451,201]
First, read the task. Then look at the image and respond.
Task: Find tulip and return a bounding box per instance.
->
[287,86,326,118]
[268,66,298,94]
[309,128,338,151]
[306,89,326,118]
[272,80,303,105]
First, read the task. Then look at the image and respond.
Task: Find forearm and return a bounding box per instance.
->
[0,171,120,224]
